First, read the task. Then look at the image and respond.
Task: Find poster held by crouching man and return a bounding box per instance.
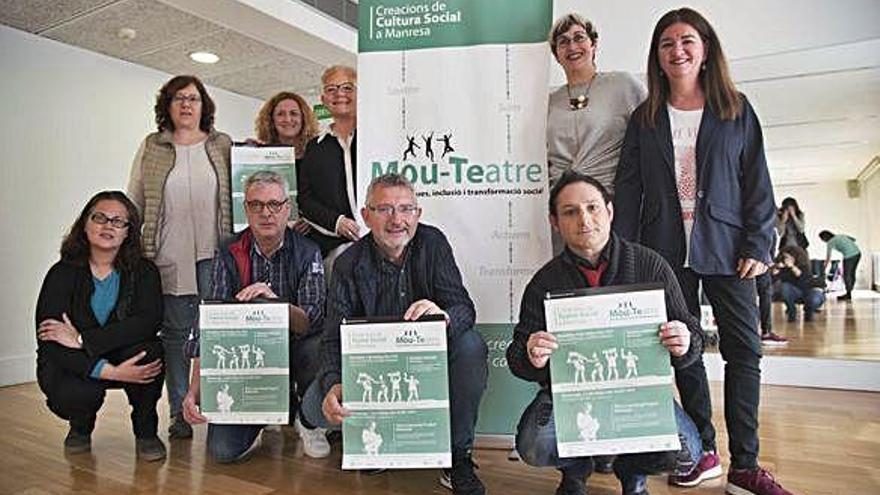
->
[341,315,451,469]
[545,284,680,457]
[199,302,290,424]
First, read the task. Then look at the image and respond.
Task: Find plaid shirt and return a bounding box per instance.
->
[184,227,325,358]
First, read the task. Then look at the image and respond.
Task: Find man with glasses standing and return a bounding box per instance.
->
[302,174,488,495]
[180,171,330,463]
[298,65,361,274]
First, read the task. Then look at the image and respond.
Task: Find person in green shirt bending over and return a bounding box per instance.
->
[819,230,861,301]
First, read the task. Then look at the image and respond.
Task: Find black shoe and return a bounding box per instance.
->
[136,437,167,462]
[838,293,852,301]
[555,470,587,495]
[63,427,91,454]
[450,452,485,495]
[621,475,650,495]
[593,455,615,474]
[168,414,193,439]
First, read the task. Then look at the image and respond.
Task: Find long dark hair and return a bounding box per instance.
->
[640,7,741,127]
[780,197,804,218]
[60,191,144,272]
[154,75,216,133]
[778,245,811,272]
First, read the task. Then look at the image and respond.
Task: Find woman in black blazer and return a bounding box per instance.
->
[613,8,791,495]
[35,191,165,461]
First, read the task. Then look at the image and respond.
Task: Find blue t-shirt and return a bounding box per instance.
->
[89,270,120,379]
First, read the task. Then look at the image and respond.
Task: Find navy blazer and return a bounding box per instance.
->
[612,95,775,275]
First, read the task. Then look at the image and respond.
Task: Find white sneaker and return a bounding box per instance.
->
[294,415,331,458]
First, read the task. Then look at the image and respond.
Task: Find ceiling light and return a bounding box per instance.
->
[190,52,219,64]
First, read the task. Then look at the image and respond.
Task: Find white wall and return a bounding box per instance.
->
[0,25,261,386]
[774,180,873,289]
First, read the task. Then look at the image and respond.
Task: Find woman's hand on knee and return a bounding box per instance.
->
[101,351,162,383]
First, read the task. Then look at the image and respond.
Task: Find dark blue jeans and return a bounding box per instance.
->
[301,329,488,455]
[779,282,825,318]
[207,332,322,463]
[515,388,700,493]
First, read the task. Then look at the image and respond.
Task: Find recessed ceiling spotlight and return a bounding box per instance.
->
[117,27,137,41]
[190,51,220,64]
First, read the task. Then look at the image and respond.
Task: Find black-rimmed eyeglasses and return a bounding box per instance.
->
[90,212,130,229]
[245,199,289,214]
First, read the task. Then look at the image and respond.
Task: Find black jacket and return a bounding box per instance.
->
[35,259,162,378]
[613,96,776,275]
[297,131,357,255]
[508,234,704,386]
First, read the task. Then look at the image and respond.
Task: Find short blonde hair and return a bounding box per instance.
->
[321,65,357,85]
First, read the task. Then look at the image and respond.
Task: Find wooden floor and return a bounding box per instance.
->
[706,290,880,361]
[1,381,878,495]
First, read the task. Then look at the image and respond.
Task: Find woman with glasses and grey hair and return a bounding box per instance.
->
[127,74,233,440]
[547,13,646,194]
[35,191,166,461]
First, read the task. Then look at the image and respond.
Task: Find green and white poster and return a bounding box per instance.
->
[199,303,290,424]
[231,146,298,232]
[544,284,680,458]
[357,0,552,442]
[341,316,450,469]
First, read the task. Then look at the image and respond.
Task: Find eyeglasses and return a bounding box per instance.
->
[366,204,421,217]
[323,82,357,95]
[90,212,130,229]
[555,32,590,49]
[172,94,202,105]
[245,199,289,214]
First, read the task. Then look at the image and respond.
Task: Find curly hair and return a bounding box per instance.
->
[640,7,741,127]
[60,191,144,272]
[254,92,319,155]
[154,75,216,133]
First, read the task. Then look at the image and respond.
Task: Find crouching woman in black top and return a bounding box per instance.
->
[35,191,166,461]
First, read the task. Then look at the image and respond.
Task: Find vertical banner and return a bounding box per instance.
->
[231,146,298,232]
[341,316,451,469]
[199,303,290,424]
[544,285,680,457]
[358,0,552,441]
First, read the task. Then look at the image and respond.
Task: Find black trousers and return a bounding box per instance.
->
[675,268,762,469]
[755,272,773,333]
[843,254,861,295]
[37,340,164,439]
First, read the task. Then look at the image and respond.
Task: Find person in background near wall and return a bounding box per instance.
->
[757,232,788,347]
[128,75,233,440]
[253,91,320,236]
[297,65,361,274]
[819,230,861,301]
[772,246,825,323]
[35,191,166,461]
[614,8,796,494]
[775,197,808,250]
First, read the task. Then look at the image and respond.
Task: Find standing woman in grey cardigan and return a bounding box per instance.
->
[546,13,646,193]
[127,75,232,440]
